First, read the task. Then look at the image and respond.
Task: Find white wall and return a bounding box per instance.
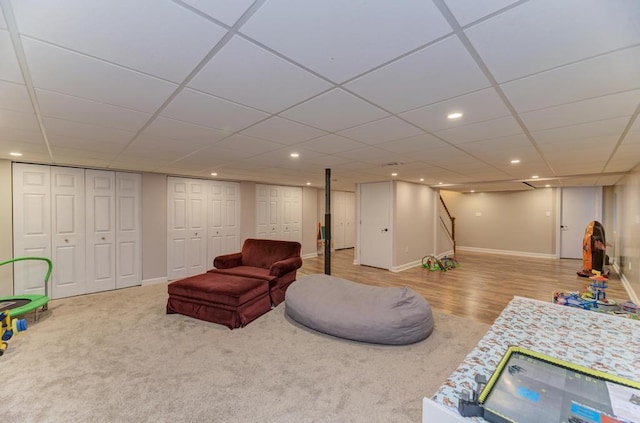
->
[440,188,557,257]
[614,170,640,302]
[393,181,437,270]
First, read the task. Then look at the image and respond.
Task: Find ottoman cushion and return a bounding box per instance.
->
[285,274,433,345]
[168,273,267,307]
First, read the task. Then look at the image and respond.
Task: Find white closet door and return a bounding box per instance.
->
[12,163,51,295]
[167,178,207,279]
[282,187,302,243]
[86,169,116,293]
[116,172,141,289]
[208,181,240,262]
[257,185,281,239]
[51,166,86,298]
[332,191,346,249]
[345,192,355,248]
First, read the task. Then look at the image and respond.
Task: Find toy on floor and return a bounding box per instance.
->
[0,310,27,356]
[577,221,610,278]
[553,291,597,310]
[421,255,459,272]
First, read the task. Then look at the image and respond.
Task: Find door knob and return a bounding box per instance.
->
[64,239,69,243]
[381,228,388,233]
[101,237,105,241]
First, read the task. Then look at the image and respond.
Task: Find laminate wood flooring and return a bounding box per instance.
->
[299,249,629,325]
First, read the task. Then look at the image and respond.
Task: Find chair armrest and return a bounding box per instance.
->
[269,257,303,277]
[214,252,243,269]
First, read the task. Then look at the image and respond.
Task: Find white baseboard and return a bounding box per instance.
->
[456,246,557,259]
[301,252,318,260]
[391,259,423,273]
[142,276,168,286]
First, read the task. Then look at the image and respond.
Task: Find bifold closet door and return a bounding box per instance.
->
[12,164,52,296]
[51,166,86,298]
[86,169,116,293]
[208,182,240,260]
[167,178,207,280]
[116,173,141,289]
[281,187,301,242]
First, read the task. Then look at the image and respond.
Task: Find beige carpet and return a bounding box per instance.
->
[3,283,489,423]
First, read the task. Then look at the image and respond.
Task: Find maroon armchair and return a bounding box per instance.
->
[208,238,302,306]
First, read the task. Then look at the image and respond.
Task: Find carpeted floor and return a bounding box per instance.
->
[2,282,489,423]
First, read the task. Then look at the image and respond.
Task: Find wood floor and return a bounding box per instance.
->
[299,249,629,325]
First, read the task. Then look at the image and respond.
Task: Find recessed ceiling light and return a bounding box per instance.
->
[211,172,217,176]
[306,182,311,186]
[545,184,551,188]
[510,159,520,164]
[470,190,475,193]
[290,153,299,158]
[447,112,463,120]
[438,182,443,185]
[532,175,539,179]
[10,152,22,157]
[391,173,398,177]
[419,178,424,182]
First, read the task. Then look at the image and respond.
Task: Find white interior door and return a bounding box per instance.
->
[115,172,141,289]
[86,169,116,293]
[345,192,355,248]
[207,181,240,262]
[359,182,392,269]
[560,187,603,259]
[282,187,301,242]
[12,163,52,295]
[168,178,188,280]
[187,180,207,276]
[332,191,346,249]
[51,166,86,298]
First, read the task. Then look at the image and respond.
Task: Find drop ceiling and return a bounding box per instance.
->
[0,0,639,192]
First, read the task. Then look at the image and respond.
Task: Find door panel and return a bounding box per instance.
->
[51,166,86,298]
[116,172,141,288]
[86,170,116,293]
[560,187,603,259]
[359,182,392,269]
[13,164,51,295]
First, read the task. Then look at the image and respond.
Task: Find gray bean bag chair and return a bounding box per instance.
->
[285,274,433,345]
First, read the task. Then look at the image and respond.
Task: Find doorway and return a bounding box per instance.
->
[560,187,603,259]
[359,181,392,269]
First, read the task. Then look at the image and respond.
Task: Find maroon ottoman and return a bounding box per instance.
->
[166,273,271,329]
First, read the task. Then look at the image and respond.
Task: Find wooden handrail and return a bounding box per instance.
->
[439,196,456,253]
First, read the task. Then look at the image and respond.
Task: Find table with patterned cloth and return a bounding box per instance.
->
[429,296,640,422]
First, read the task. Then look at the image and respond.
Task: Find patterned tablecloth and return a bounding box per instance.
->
[431,296,640,421]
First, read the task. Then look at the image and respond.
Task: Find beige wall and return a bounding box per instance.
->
[393,181,436,268]
[141,173,167,282]
[614,170,640,301]
[0,160,13,296]
[440,188,557,256]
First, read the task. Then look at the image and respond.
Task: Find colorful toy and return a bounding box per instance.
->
[553,291,597,310]
[421,255,460,272]
[577,221,609,278]
[0,310,27,356]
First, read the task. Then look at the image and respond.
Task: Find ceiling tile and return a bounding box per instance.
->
[0,125,44,145]
[280,89,388,132]
[520,90,640,131]
[36,89,151,131]
[23,38,177,113]
[189,36,332,113]
[435,116,524,144]
[240,0,452,83]
[141,117,231,145]
[337,117,424,145]
[0,109,40,131]
[532,117,630,144]
[346,36,490,113]
[43,117,135,146]
[399,88,511,132]
[296,134,364,154]
[501,45,640,112]
[50,146,119,166]
[377,133,449,154]
[13,0,227,82]
[458,134,542,165]
[0,80,32,113]
[125,135,211,159]
[0,6,6,28]
[466,0,640,83]
[161,88,270,132]
[212,134,286,155]
[334,146,409,165]
[180,0,254,26]
[444,0,520,27]
[0,30,23,83]
[239,116,327,145]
